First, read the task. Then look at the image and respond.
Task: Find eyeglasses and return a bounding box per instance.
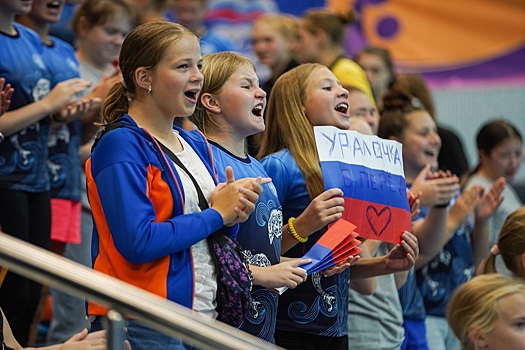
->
[490,149,524,163]
[350,108,377,119]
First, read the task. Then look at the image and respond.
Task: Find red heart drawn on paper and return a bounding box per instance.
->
[366,206,392,237]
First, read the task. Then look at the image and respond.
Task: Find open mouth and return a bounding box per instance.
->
[47,0,62,9]
[252,104,263,117]
[424,149,437,157]
[334,103,349,114]
[184,90,198,102]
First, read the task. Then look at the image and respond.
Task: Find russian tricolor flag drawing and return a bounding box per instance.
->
[300,219,363,274]
[314,126,412,244]
[275,219,363,294]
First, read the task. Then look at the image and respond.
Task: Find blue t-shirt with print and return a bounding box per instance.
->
[262,149,350,338]
[43,36,82,200]
[210,141,282,343]
[0,23,51,192]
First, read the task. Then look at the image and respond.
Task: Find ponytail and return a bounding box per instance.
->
[100,82,130,125]
[481,252,498,274]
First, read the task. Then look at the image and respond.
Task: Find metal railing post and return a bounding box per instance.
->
[106,310,126,350]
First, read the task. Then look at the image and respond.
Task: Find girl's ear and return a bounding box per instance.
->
[200,93,221,114]
[76,16,89,37]
[388,135,399,142]
[479,149,490,164]
[134,67,152,91]
[468,325,488,349]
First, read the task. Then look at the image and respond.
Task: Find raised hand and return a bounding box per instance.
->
[410,164,459,207]
[448,185,484,232]
[407,189,421,219]
[41,78,94,116]
[383,231,419,273]
[89,68,122,100]
[52,96,102,125]
[475,177,505,223]
[211,166,267,225]
[0,77,14,116]
[293,188,345,237]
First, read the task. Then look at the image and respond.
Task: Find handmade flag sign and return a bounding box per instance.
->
[314,126,412,244]
[276,218,363,294]
[299,218,363,274]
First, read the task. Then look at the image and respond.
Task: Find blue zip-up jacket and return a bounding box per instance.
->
[86,114,237,314]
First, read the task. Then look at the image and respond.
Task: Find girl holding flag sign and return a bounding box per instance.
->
[190,51,362,343]
[258,63,419,350]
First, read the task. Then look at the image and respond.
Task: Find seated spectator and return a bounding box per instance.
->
[447,274,525,350]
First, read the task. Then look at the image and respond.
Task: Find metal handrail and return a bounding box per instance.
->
[0,233,279,350]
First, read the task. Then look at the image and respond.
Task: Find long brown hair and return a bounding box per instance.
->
[257,63,326,200]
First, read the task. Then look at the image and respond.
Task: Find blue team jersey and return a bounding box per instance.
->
[398,206,428,320]
[261,149,350,337]
[0,23,51,192]
[416,218,475,317]
[398,191,472,320]
[43,36,82,200]
[210,141,282,343]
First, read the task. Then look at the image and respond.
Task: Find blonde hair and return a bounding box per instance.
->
[482,207,525,276]
[101,21,196,124]
[447,274,525,350]
[190,52,255,134]
[253,14,298,41]
[257,63,326,200]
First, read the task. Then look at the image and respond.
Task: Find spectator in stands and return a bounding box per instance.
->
[394,73,470,178]
[463,119,523,250]
[251,14,299,97]
[0,0,95,344]
[354,46,394,110]
[447,274,525,350]
[169,0,235,55]
[129,0,171,24]
[479,206,525,277]
[86,21,263,349]
[258,63,419,350]
[294,8,374,105]
[248,13,299,156]
[379,87,504,350]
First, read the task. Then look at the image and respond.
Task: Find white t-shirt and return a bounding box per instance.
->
[174,133,218,319]
[465,173,524,276]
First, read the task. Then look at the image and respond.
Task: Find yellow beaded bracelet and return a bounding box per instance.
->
[288,217,307,243]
